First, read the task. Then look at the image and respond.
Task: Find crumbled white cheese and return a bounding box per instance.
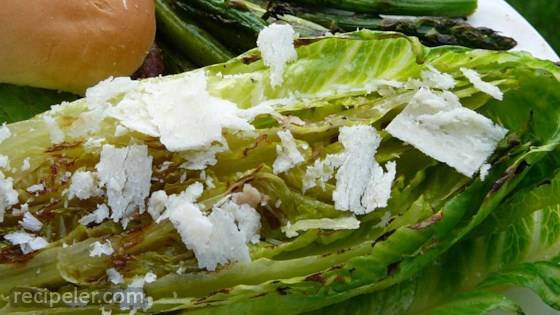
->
[68,106,107,138]
[180,142,228,170]
[86,77,139,108]
[84,138,105,150]
[68,171,101,200]
[162,183,259,271]
[257,24,298,87]
[21,158,31,171]
[114,125,128,137]
[0,173,19,223]
[332,126,397,215]
[273,130,305,174]
[460,68,503,100]
[89,240,114,257]
[157,183,203,224]
[42,115,64,144]
[156,161,173,173]
[79,204,110,226]
[106,268,124,285]
[480,163,491,181]
[147,191,168,221]
[143,272,157,284]
[217,198,262,244]
[108,72,255,152]
[282,216,360,238]
[421,64,456,90]
[19,212,43,232]
[96,145,153,225]
[200,171,216,189]
[386,88,508,177]
[12,203,29,216]
[0,123,11,144]
[302,154,345,192]
[4,231,48,254]
[0,155,10,170]
[26,184,45,194]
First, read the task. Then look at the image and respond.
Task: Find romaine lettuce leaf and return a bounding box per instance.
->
[0,31,559,315]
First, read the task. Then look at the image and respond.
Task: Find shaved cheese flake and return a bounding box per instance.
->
[386,88,508,177]
[257,24,298,87]
[4,231,48,254]
[21,158,31,171]
[420,64,456,90]
[86,77,139,109]
[333,125,397,215]
[180,141,228,171]
[96,145,153,225]
[106,268,124,284]
[144,272,157,284]
[68,171,102,200]
[89,240,114,257]
[26,184,45,194]
[0,123,11,144]
[282,216,360,238]
[43,115,64,144]
[273,130,305,174]
[0,173,19,223]
[161,183,260,271]
[461,68,503,100]
[217,198,261,244]
[108,72,255,153]
[79,204,110,226]
[480,163,492,181]
[0,155,10,170]
[147,191,168,221]
[19,212,43,232]
[303,154,344,192]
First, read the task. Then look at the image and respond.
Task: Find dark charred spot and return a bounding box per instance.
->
[260,207,282,230]
[329,264,343,271]
[491,161,529,193]
[411,212,443,230]
[304,273,325,284]
[251,292,268,299]
[336,248,348,255]
[0,246,36,264]
[241,54,261,65]
[276,286,290,295]
[243,134,269,157]
[45,141,82,153]
[294,38,324,48]
[112,254,133,269]
[376,230,395,243]
[348,267,356,275]
[387,262,400,276]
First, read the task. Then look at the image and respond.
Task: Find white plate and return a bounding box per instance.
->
[473,2,558,314]
[468,0,559,61]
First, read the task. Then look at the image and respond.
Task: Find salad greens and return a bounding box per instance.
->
[0,30,559,315]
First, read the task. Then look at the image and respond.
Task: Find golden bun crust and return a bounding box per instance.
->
[0,0,155,94]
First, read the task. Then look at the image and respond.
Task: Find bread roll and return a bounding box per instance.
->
[0,0,156,94]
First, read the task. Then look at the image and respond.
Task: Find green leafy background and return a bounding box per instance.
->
[507,0,560,53]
